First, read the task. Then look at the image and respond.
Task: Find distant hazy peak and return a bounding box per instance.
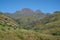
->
[21,8,33,12]
[34,10,44,15]
[35,10,42,12]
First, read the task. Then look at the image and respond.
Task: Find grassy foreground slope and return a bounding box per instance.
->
[0,29,60,40]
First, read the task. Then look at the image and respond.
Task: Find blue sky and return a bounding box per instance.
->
[0,0,60,13]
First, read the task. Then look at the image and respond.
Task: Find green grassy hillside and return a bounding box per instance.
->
[0,13,18,30]
[0,29,60,40]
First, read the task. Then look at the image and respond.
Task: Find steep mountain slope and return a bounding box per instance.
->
[40,11,60,24]
[32,11,60,36]
[0,13,18,30]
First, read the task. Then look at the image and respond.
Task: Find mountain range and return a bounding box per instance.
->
[0,8,60,40]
